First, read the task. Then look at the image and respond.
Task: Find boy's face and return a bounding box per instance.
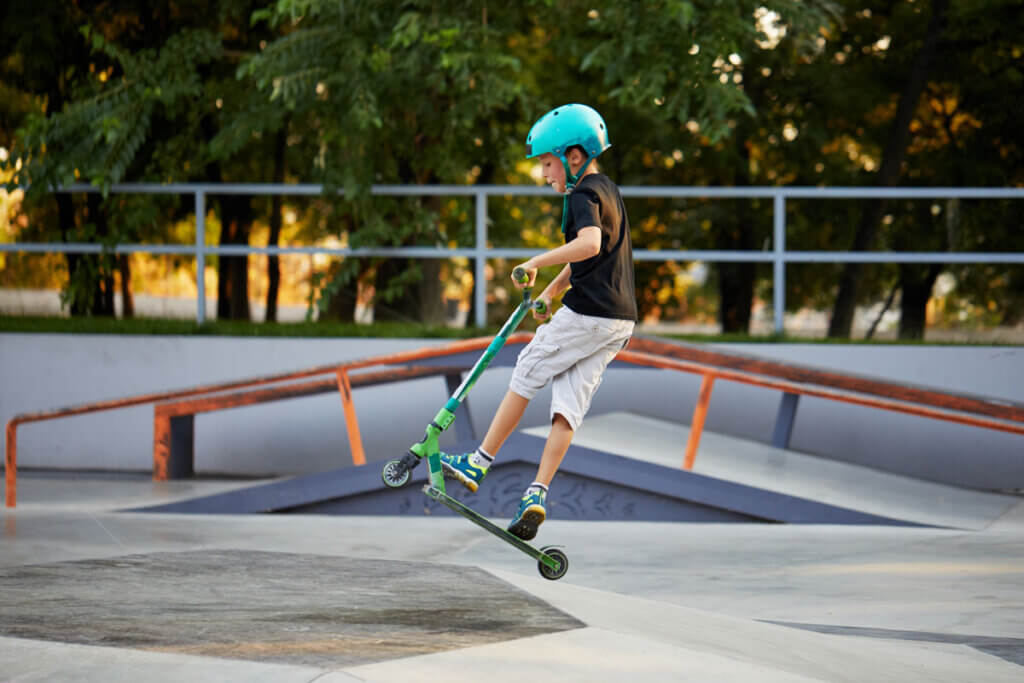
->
[537,153,567,193]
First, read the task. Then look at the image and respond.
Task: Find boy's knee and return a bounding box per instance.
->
[551,412,573,430]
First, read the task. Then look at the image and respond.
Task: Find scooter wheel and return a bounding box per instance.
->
[382,459,411,488]
[538,547,568,581]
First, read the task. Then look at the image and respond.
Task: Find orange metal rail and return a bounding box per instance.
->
[4,335,525,507]
[6,331,1022,507]
[625,337,1024,425]
[615,348,1024,470]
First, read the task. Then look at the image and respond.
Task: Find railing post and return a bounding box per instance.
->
[683,374,716,470]
[474,191,488,328]
[772,392,800,449]
[773,193,786,336]
[335,368,367,466]
[5,421,16,508]
[195,190,206,325]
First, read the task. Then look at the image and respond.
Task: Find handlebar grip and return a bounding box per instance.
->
[512,266,529,284]
[534,299,548,316]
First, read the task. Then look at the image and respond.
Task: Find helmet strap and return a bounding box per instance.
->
[559,153,592,234]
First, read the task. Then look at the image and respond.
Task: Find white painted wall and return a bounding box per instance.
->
[1,334,1021,491]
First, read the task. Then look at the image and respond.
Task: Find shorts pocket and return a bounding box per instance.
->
[519,340,562,380]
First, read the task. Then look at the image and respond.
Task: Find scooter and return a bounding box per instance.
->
[381,267,568,580]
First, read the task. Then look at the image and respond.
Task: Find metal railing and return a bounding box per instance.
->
[7,330,1023,508]
[2,183,1022,330]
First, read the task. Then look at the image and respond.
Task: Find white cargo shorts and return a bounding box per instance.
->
[509,305,634,430]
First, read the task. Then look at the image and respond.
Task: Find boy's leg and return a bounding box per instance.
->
[480,390,530,456]
[440,389,528,492]
[533,413,574,486]
[508,413,572,540]
[508,321,632,540]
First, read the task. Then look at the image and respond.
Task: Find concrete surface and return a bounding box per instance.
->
[0,550,581,667]
[1,471,1022,682]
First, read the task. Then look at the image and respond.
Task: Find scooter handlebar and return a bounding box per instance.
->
[512,266,548,317]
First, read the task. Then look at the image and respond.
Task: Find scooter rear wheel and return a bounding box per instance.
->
[538,547,569,581]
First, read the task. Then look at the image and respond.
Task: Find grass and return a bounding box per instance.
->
[1,314,1016,345]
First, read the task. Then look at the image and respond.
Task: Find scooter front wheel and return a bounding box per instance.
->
[381,459,412,488]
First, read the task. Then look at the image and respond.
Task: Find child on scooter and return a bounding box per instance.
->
[442,103,637,540]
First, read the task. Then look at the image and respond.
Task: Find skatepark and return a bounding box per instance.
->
[2,333,1023,681]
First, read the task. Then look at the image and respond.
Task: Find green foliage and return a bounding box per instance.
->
[555,1,839,143]
[241,1,530,188]
[2,0,1020,336]
[6,28,222,196]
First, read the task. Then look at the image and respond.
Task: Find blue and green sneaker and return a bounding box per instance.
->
[440,452,488,492]
[507,487,547,540]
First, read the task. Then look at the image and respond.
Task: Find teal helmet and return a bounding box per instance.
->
[525,103,610,232]
[525,103,611,164]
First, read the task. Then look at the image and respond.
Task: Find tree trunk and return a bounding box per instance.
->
[325,272,358,322]
[265,126,287,322]
[718,260,755,333]
[828,0,949,338]
[118,254,134,318]
[216,194,252,321]
[716,203,756,333]
[371,194,446,325]
[716,132,756,334]
[898,263,942,339]
[62,193,115,317]
[86,193,115,316]
[373,257,445,325]
[56,193,87,316]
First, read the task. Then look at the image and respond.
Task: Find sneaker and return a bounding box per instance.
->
[440,452,488,493]
[507,488,547,540]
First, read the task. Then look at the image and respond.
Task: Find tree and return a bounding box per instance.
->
[827,0,950,338]
[554,1,839,331]
[2,1,293,320]
[1,1,125,315]
[239,1,533,323]
[243,0,838,326]
[816,0,1023,338]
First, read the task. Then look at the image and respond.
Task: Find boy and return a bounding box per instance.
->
[442,103,636,540]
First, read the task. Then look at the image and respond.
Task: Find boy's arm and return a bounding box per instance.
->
[542,264,572,301]
[514,225,600,320]
[525,264,571,321]
[513,226,601,287]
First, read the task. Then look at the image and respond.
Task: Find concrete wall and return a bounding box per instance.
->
[1,334,1021,491]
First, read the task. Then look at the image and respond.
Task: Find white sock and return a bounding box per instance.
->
[526,481,548,495]
[469,447,493,469]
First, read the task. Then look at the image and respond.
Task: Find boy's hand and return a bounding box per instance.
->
[533,294,552,322]
[512,263,537,289]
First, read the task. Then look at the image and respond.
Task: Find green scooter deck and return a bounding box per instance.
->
[422,484,562,573]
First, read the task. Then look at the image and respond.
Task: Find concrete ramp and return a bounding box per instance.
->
[527,412,1019,530]
[135,430,924,526]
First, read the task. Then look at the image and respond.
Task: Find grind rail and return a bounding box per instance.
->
[6,334,1023,508]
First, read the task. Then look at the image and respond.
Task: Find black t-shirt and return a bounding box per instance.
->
[561,173,638,321]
